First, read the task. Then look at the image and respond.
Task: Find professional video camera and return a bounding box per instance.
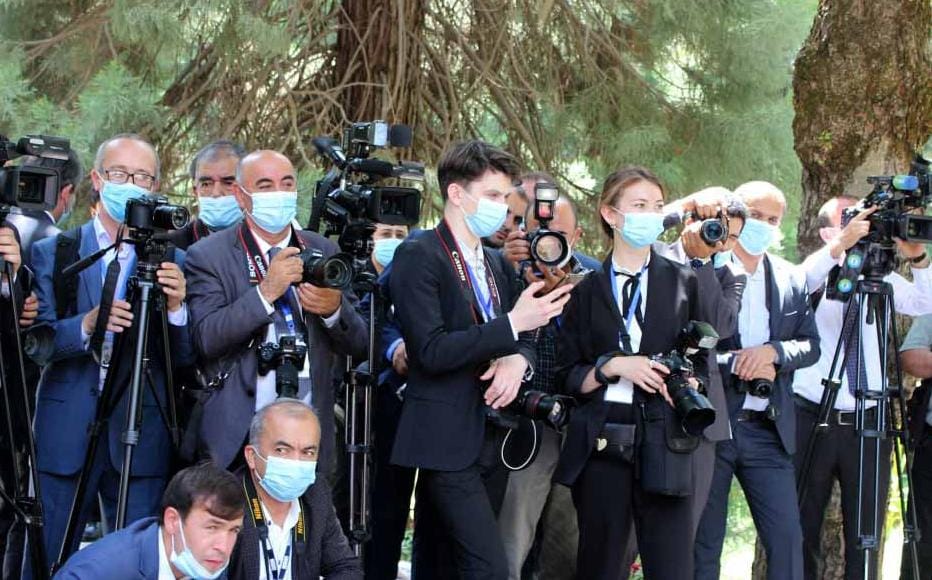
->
[662,210,729,246]
[649,321,718,436]
[309,120,423,259]
[0,134,71,219]
[827,153,932,301]
[257,335,308,399]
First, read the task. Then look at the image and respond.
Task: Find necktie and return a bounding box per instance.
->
[267,247,312,402]
[91,253,122,365]
[617,271,643,327]
[841,300,869,396]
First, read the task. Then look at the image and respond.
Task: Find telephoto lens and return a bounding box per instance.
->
[298,249,354,289]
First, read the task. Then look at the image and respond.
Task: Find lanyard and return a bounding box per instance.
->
[609,263,647,352]
[243,474,306,580]
[434,219,502,324]
[192,219,211,242]
[238,221,306,286]
[464,261,495,322]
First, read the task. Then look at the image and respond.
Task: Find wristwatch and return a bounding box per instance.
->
[594,353,622,385]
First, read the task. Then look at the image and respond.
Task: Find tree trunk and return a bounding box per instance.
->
[751,1,931,579]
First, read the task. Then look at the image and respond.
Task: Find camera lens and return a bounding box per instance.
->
[699,219,726,244]
[300,250,354,289]
[530,231,570,267]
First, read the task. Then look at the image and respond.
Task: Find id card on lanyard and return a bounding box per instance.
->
[464,261,495,322]
[605,264,646,404]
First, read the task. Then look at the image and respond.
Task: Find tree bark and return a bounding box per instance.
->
[750,1,931,579]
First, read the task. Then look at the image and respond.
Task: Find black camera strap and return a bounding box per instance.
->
[191,219,211,243]
[435,219,503,325]
[89,225,126,363]
[242,472,306,580]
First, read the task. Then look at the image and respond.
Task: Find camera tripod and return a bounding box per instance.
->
[797,275,920,580]
[52,235,180,571]
[0,237,50,580]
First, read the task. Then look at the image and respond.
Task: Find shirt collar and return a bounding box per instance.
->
[156,526,175,579]
[612,253,651,276]
[93,216,133,259]
[261,498,301,533]
[251,228,292,256]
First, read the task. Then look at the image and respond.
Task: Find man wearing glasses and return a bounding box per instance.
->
[24,133,194,577]
[168,140,246,250]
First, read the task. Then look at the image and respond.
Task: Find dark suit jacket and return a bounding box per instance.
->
[6,210,59,268]
[166,218,215,251]
[31,220,194,477]
[552,251,708,486]
[53,516,190,579]
[228,474,362,580]
[653,242,747,442]
[184,225,369,470]
[389,226,537,471]
[718,253,820,454]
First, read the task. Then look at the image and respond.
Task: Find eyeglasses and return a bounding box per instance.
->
[104,169,155,189]
[196,177,237,195]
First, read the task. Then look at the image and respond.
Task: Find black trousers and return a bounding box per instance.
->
[901,425,932,579]
[364,388,417,580]
[572,454,693,580]
[412,427,508,580]
[795,400,891,580]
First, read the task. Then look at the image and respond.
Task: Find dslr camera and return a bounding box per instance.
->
[297,248,354,289]
[310,120,422,259]
[525,182,572,268]
[0,134,72,219]
[125,195,190,235]
[258,335,308,399]
[827,154,932,301]
[649,321,719,436]
[476,361,574,431]
[662,210,729,246]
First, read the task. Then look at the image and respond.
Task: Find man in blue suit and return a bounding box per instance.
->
[695,181,820,580]
[28,134,194,576]
[55,462,244,579]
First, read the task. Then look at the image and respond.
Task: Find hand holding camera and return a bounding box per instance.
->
[603,355,671,403]
[508,280,573,333]
[297,283,341,317]
[19,293,38,328]
[829,207,874,259]
[680,221,722,260]
[259,247,303,303]
[480,353,528,409]
[0,226,21,279]
[156,261,186,312]
[503,229,531,267]
[732,344,777,381]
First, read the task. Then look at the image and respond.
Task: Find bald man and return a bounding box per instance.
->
[26,133,194,577]
[183,150,368,475]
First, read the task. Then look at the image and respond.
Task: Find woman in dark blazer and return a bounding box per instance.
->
[554,166,707,580]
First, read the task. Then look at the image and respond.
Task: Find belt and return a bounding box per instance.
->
[794,395,876,427]
[735,409,770,423]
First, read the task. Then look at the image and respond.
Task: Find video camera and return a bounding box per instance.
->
[827,153,932,301]
[309,120,423,259]
[649,321,718,436]
[0,134,71,219]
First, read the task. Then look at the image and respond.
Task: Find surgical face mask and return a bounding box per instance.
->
[610,208,665,249]
[170,521,227,579]
[462,194,508,238]
[373,238,404,268]
[100,181,149,223]
[58,194,77,225]
[199,195,243,229]
[247,190,297,234]
[253,449,317,502]
[713,250,733,269]
[738,218,776,256]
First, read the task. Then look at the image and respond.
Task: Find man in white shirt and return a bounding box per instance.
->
[55,462,244,579]
[793,195,932,579]
[228,398,361,579]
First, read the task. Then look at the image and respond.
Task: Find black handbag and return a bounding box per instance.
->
[637,397,698,497]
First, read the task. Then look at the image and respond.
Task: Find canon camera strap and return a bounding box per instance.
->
[238,221,306,286]
[242,473,306,580]
[191,219,211,243]
[434,219,503,325]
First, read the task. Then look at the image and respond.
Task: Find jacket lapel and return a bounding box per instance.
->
[596,256,624,332]
[138,519,161,577]
[641,251,671,354]
[78,220,102,309]
[765,254,782,341]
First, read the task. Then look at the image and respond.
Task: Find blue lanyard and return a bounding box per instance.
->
[275,294,298,335]
[464,261,495,322]
[609,264,646,347]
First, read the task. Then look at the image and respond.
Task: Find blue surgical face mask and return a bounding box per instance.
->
[247,190,297,234]
[373,238,404,268]
[462,194,508,239]
[738,218,776,256]
[610,208,665,249]
[199,195,243,229]
[253,449,317,502]
[713,250,733,269]
[100,181,149,223]
[170,520,227,579]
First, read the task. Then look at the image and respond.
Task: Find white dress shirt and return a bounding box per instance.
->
[257,499,301,580]
[156,526,178,580]
[734,256,771,411]
[457,237,519,339]
[793,245,932,410]
[82,217,188,389]
[251,230,341,411]
[605,256,649,404]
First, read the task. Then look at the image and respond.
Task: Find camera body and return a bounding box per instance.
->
[526,182,572,268]
[827,155,932,302]
[0,135,72,216]
[311,121,423,260]
[257,335,308,399]
[298,248,354,289]
[735,377,773,398]
[650,321,719,436]
[125,195,190,234]
[662,210,729,246]
[476,361,575,431]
